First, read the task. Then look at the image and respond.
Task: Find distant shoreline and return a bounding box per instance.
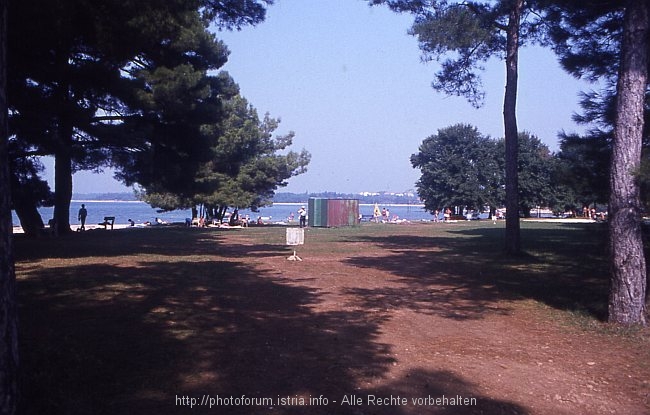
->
[71,199,144,203]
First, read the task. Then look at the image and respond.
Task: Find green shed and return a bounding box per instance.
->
[308,198,359,227]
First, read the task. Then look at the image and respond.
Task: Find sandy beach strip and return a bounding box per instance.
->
[13,223,140,234]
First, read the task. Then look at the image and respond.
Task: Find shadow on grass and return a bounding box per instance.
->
[14,226,286,260]
[343,223,609,321]
[16,229,527,414]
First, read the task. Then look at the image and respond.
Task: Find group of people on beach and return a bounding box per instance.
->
[368,206,402,223]
[432,208,453,222]
[71,204,326,230]
[187,208,277,228]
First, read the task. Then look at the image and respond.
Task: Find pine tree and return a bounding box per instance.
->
[371,0,546,254]
[544,0,649,324]
[8,0,274,234]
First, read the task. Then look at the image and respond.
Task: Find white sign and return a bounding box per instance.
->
[286,228,305,246]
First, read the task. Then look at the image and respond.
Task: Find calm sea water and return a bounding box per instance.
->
[12,201,436,227]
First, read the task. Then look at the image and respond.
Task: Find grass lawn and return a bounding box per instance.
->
[14,221,650,414]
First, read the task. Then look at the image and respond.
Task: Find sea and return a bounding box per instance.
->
[11,200,439,228]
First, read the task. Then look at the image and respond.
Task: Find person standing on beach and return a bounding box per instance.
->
[78,204,88,231]
[298,206,307,228]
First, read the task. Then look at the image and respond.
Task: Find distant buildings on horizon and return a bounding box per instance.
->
[272,191,421,204]
[357,191,417,198]
[73,190,422,204]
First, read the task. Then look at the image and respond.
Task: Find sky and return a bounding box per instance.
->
[67,0,595,195]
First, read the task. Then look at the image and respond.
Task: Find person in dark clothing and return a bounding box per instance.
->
[78,204,88,231]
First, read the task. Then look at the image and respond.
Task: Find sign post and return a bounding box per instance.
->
[286,228,304,261]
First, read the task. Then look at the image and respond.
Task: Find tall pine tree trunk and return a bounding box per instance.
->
[11,202,43,237]
[0,0,19,411]
[608,0,648,325]
[503,0,522,255]
[53,122,73,235]
[10,173,44,237]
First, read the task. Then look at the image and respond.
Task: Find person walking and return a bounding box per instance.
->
[78,204,88,231]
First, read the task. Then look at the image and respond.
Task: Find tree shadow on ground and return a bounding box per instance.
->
[16,230,528,414]
[18,257,387,415]
[343,223,609,321]
[14,226,286,260]
[365,368,528,414]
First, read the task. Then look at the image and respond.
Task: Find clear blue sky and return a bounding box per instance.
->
[67,0,593,195]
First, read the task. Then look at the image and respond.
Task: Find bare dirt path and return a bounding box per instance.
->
[14,223,650,414]
[239,224,650,414]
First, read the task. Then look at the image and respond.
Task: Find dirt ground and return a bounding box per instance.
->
[14,223,650,414]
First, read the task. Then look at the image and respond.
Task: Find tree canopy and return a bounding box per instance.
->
[7,0,310,235]
[412,124,566,218]
[140,95,310,216]
[502,132,556,217]
[411,124,501,212]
